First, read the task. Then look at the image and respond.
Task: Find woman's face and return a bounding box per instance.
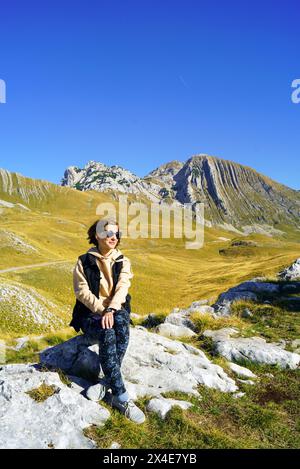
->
[96,223,119,252]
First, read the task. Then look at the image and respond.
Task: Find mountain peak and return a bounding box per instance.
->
[60,155,300,232]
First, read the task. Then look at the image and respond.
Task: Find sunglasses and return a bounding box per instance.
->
[104,230,122,240]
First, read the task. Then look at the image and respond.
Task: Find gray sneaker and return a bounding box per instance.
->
[107,395,146,424]
[86,381,108,401]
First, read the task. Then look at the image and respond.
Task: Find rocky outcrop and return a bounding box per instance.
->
[278,258,300,281]
[155,323,197,338]
[227,362,257,379]
[0,364,110,449]
[212,281,281,316]
[0,168,53,204]
[40,327,238,395]
[148,300,216,338]
[0,228,38,254]
[171,302,214,322]
[143,160,185,202]
[203,328,300,369]
[169,155,300,229]
[146,396,192,419]
[61,160,161,202]
[211,258,300,315]
[60,154,300,231]
[0,281,65,332]
[0,199,30,211]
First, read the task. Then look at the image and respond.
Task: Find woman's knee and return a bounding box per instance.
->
[114,309,130,323]
[101,327,117,343]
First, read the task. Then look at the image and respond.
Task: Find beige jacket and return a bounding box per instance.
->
[73,247,133,314]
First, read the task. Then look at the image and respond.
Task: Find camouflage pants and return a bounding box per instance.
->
[80,309,130,396]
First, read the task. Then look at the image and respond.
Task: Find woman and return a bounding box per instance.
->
[70,218,145,424]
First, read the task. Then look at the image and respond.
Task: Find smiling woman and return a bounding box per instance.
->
[69,217,146,424]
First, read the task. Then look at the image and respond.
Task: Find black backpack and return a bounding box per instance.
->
[69,252,131,332]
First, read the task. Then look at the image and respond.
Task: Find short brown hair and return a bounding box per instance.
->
[87,218,120,247]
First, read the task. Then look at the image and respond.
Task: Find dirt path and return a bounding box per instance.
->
[0,260,71,274]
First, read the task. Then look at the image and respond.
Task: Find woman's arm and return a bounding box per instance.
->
[73,258,105,314]
[109,256,134,311]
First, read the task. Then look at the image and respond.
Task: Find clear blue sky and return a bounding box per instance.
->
[0,0,299,189]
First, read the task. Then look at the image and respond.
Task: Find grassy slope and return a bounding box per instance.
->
[0,172,300,334]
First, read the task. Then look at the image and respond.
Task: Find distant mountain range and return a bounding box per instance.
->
[61,154,300,233]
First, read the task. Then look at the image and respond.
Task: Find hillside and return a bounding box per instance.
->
[0,166,299,337]
[0,167,299,450]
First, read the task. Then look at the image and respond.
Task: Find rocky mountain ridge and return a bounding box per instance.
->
[61,160,162,202]
[61,154,300,232]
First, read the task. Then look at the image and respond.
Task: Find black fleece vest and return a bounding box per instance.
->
[69,252,131,332]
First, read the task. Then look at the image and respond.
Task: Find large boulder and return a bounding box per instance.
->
[0,363,110,449]
[212,281,281,316]
[161,300,216,334]
[156,323,197,338]
[203,328,300,369]
[40,326,238,396]
[164,312,197,331]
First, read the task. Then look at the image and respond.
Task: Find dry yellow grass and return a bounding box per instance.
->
[0,184,299,328]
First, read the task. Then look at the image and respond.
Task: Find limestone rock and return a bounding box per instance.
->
[203,328,300,369]
[61,161,161,203]
[162,299,215,335]
[164,312,196,331]
[146,396,193,419]
[212,281,281,316]
[189,299,209,307]
[204,328,240,342]
[193,305,215,315]
[0,363,110,449]
[278,258,300,281]
[110,441,121,449]
[0,282,65,331]
[156,323,197,338]
[232,392,246,399]
[227,362,257,379]
[40,327,238,396]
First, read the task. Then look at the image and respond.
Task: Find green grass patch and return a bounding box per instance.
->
[190,311,244,334]
[84,367,300,449]
[3,328,76,364]
[230,300,300,342]
[26,382,58,402]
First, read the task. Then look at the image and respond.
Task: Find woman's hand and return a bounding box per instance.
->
[101,308,116,329]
